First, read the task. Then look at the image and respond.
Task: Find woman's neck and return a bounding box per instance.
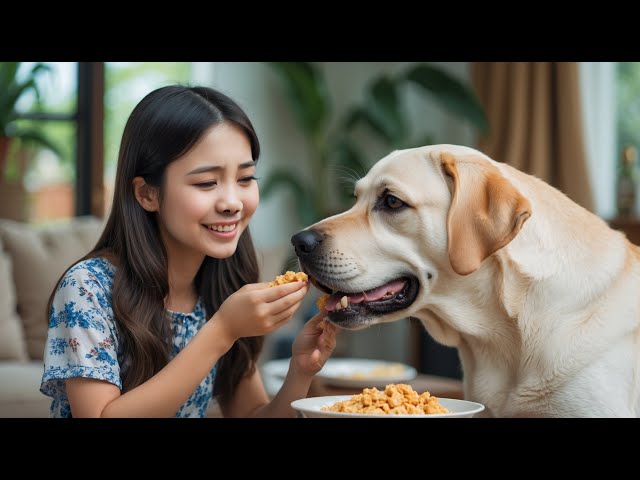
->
[165,247,205,314]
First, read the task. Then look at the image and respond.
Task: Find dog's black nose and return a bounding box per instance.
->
[291,229,323,255]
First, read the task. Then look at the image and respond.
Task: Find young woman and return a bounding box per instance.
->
[40,85,338,417]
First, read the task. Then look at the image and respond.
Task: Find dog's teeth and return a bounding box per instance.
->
[340,296,348,308]
[335,302,342,311]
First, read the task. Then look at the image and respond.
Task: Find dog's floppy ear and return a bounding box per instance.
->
[441,152,531,275]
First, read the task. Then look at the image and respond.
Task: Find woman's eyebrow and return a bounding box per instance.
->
[187,161,256,175]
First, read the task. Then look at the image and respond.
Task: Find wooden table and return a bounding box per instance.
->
[206,374,464,417]
[308,373,464,400]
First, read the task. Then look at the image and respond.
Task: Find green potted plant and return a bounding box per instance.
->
[0,62,60,180]
[263,62,489,226]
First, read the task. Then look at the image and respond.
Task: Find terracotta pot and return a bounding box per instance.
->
[0,136,11,178]
[0,181,29,221]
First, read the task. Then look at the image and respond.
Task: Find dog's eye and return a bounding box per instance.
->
[384,194,405,209]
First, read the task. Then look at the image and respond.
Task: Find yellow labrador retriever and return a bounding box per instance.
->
[291,144,640,417]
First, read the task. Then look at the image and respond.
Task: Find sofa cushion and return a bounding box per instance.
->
[0,361,51,417]
[0,236,28,361]
[0,217,104,359]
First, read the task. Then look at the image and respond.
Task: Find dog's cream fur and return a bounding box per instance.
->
[304,145,640,417]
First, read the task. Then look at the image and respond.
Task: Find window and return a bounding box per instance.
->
[1,62,78,223]
[0,62,194,223]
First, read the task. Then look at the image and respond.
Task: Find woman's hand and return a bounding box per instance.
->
[214,281,309,344]
[289,311,339,378]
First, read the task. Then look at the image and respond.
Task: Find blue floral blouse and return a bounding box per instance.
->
[40,257,217,418]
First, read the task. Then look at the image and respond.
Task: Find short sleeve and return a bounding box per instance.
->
[40,263,122,399]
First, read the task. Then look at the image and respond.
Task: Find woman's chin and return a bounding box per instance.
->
[205,242,240,259]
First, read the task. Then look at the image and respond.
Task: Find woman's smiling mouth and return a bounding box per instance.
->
[203,223,238,238]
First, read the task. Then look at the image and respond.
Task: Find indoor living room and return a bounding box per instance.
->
[1,62,638,418]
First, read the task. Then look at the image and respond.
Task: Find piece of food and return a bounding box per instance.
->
[321,383,450,415]
[268,271,308,287]
[316,294,330,311]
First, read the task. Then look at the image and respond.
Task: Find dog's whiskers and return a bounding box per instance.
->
[328,165,362,192]
[329,164,363,181]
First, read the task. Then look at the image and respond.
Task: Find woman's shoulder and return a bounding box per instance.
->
[63,256,117,290]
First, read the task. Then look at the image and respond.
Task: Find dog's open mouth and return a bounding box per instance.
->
[310,275,419,328]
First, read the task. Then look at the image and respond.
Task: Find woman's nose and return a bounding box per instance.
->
[217,189,243,215]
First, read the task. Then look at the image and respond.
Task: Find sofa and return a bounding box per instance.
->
[0,216,293,417]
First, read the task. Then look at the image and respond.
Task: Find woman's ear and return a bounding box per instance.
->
[132,176,159,212]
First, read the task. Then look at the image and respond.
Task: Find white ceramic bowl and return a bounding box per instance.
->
[291,395,485,418]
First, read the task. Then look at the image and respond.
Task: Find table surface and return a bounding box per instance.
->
[307,373,464,400]
[206,373,464,417]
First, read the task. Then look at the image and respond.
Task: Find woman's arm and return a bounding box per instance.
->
[219,365,313,418]
[67,281,309,418]
[67,319,233,418]
[221,312,338,418]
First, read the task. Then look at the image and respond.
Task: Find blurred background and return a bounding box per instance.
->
[1,62,639,386]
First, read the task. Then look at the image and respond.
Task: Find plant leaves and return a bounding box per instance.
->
[407,132,435,149]
[268,62,330,141]
[342,106,387,140]
[405,64,489,135]
[260,167,318,225]
[8,127,62,157]
[0,62,51,134]
[362,75,408,147]
[331,138,369,206]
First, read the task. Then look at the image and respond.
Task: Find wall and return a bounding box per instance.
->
[192,62,475,366]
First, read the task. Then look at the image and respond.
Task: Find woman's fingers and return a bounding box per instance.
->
[241,282,272,291]
[269,302,303,329]
[257,280,308,303]
[271,292,310,324]
[268,285,309,316]
[306,311,327,327]
[320,322,338,348]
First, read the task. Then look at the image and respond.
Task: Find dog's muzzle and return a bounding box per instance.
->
[291,229,420,329]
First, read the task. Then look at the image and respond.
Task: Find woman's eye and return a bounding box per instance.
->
[384,194,404,209]
[239,175,258,183]
[196,181,217,188]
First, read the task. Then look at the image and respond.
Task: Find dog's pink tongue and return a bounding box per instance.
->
[325,279,407,311]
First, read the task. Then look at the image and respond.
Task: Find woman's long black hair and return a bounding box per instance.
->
[48,85,263,407]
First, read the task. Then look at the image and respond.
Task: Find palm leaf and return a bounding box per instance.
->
[331,138,369,205]
[260,167,318,225]
[9,127,62,157]
[407,132,435,149]
[268,62,330,141]
[0,62,50,130]
[0,63,20,91]
[362,76,408,147]
[405,64,489,135]
[343,106,385,139]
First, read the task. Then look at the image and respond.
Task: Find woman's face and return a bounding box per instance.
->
[157,122,259,261]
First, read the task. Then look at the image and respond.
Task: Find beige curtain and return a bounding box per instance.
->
[471,62,594,212]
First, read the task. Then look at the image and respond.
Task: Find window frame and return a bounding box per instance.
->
[15,62,105,218]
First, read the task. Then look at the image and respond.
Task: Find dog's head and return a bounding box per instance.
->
[291,145,532,330]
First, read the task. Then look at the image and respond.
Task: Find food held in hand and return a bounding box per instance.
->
[316,294,330,311]
[269,271,308,287]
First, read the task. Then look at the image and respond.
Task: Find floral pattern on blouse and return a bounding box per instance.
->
[40,257,217,418]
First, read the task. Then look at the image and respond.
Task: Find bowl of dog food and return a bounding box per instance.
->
[291,384,485,418]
